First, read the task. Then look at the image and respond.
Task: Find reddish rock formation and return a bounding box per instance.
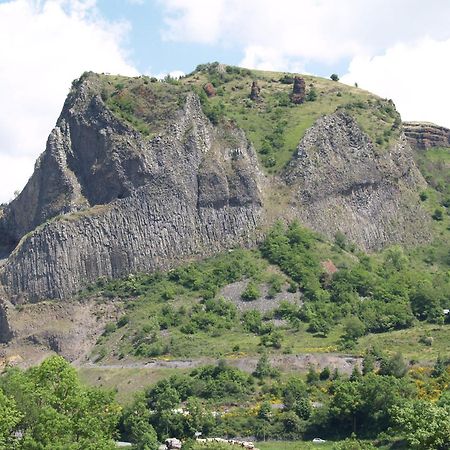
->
[203,82,216,97]
[291,76,306,104]
[403,121,450,150]
[250,80,261,101]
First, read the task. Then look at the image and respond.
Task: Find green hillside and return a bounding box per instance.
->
[1,65,449,450]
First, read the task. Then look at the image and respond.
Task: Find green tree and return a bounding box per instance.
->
[330,73,340,81]
[0,389,22,449]
[379,352,408,378]
[257,401,272,421]
[282,377,308,410]
[329,381,363,433]
[1,356,120,450]
[342,316,366,342]
[254,354,273,379]
[391,400,450,449]
[362,353,375,375]
[122,393,158,450]
[184,397,214,437]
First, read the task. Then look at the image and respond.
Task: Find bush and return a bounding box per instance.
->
[306,87,318,101]
[432,208,444,221]
[241,281,261,301]
[103,322,117,336]
[279,74,294,84]
[330,73,340,81]
[117,315,129,328]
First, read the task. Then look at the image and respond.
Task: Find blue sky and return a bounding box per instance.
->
[96,0,245,76]
[0,0,450,202]
[95,0,350,78]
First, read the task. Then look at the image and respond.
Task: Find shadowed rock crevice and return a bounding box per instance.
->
[0,300,12,343]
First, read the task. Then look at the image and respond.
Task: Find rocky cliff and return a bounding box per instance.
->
[403,121,450,150]
[0,75,263,302]
[283,112,429,249]
[0,71,430,308]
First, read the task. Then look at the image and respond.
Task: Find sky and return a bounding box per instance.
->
[0,0,450,203]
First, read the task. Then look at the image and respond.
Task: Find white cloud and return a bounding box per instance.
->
[160,0,450,65]
[0,0,138,202]
[0,155,36,204]
[341,38,450,128]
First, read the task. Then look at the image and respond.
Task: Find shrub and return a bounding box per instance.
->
[241,281,261,301]
[330,73,340,81]
[279,74,294,84]
[103,322,117,335]
[306,87,318,101]
[432,208,444,221]
[117,315,129,328]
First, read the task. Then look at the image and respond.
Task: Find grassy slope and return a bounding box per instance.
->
[84,246,345,362]
[409,146,450,267]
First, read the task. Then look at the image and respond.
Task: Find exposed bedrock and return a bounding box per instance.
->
[403,121,450,150]
[0,79,263,302]
[282,112,429,250]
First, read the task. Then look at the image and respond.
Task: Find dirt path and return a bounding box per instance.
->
[80,352,362,374]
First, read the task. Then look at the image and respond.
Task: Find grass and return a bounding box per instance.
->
[356,324,450,363]
[78,366,184,404]
[189,68,399,173]
[258,441,335,450]
[83,238,362,363]
[410,145,450,267]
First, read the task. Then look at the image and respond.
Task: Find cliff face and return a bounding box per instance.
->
[403,121,450,150]
[0,76,263,302]
[0,73,430,306]
[283,112,429,249]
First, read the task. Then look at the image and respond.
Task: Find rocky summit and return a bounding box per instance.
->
[0,66,430,311]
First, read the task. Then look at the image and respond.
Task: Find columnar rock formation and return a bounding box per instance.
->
[291,76,306,104]
[282,112,429,249]
[0,76,263,302]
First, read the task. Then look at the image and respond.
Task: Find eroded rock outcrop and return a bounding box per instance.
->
[0,76,263,302]
[0,74,429,304]
[250,81,261,101]
[291,76,306,104]
[283,112,429,249]
[203,82,216,97]
[403,121,450,150]
[0,299,12,343]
